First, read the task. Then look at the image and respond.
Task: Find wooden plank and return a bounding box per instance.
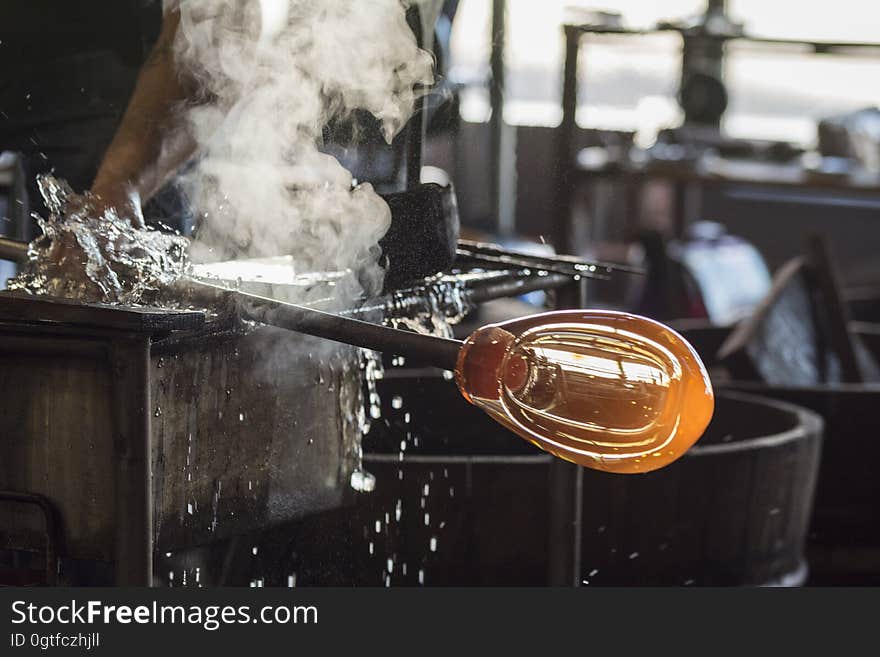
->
[718,240,880,385]
[718,257,823,385]
[805,234,863,383]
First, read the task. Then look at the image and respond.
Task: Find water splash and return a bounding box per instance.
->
[8,175,189,305]
[385,274,474,338]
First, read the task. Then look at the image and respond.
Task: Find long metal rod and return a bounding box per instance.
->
[336,269,577,318]
[553,24,582,255]
[0,236,28,262]
[456,252,611,280]
[458,239,644,276]
[466,271,572,304]
[195,283,464,371]
[404,4,427,190]
[551,277,587,587]
[570,21,880,54]
[489,0,514,235]
[3,233,578,369]
[0,236,643,280]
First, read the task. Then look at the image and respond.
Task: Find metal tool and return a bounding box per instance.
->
[456,239,644,279]
[193,281,714,474]
[3,235,713,474]
[0,236,27,262]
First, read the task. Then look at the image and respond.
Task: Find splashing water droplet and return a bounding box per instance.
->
[351,470,376,493]
[8,176,188,304]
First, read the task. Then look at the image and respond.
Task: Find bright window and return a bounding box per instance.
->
[451,0,880,146]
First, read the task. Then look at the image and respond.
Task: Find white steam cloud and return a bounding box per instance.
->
[172,0,434,299]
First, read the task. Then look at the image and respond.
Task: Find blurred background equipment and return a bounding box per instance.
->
[628,220,771,323]
[6,0,880,588]
[439,0,880,292]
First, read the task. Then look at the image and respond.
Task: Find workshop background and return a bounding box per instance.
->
[2,0,880,588]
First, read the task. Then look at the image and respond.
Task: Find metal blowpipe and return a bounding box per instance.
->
[2,238,714,473]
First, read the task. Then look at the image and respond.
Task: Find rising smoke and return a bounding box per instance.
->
[173,0,434,302]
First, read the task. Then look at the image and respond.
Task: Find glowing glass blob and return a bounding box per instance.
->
[454,311,714,474]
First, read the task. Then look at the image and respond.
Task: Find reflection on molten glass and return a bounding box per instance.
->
[455,311,714,474]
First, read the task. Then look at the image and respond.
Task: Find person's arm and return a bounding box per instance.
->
[91,8,195,222]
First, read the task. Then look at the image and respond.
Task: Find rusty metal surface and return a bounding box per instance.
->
[0,291,205,333]
[0,259,590,583]
[150,326,364,551]
[110,336,153,586]
[0,293,364,580]
[0,334,118,562]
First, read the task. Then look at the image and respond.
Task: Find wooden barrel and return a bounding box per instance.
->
[676,321,880,584]
[323,373,557,586]
[153,371,565,587]
[277,375,822,587]
[579,391,822,586]
[846,286,880,324]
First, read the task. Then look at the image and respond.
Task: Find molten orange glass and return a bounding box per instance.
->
[455,310,714,474]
